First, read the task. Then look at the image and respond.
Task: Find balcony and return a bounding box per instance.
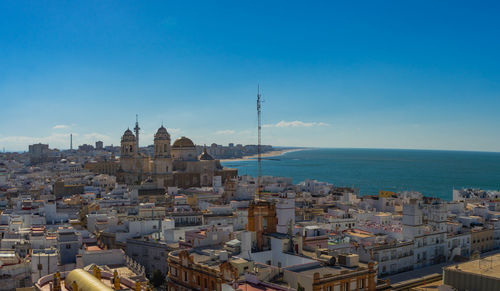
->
[397,251,413,259]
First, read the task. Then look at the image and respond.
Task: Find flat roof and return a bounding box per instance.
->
[445,253,500,279]
[294,265,343,277]
[374,212,391,216]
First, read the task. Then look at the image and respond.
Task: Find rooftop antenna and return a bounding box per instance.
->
[257,85,262,201]
[134,114,140,154]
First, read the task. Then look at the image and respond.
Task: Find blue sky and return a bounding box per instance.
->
[1,1,500,152]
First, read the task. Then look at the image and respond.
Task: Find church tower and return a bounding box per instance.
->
[120,128,137,172]
[154,125,171,159]
[402,199,424,240]
[153,125,173,187]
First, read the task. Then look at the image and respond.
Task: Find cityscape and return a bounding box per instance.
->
[3,122,500,291]
[2,2,500,291]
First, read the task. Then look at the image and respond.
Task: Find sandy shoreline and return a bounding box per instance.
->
[220,148,306,162]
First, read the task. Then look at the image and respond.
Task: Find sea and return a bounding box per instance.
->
[221,148,500,201]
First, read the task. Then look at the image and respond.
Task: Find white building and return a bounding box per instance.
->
[358,241,414,276]
[31,248,59,283]
[446,232,471,260]
[403,200,447,268]
[0,250,31,289]
[86,212,119,233]
[276,192,295,234]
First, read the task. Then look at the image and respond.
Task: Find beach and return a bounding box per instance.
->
[220,148,305,162]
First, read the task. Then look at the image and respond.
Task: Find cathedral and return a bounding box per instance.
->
[117,120,237,189]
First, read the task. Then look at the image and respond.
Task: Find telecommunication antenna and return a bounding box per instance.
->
[134,114,140,153]
[257,85,262,200]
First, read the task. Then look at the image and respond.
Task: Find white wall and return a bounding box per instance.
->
[31,251,58,283]
[247,238,316,268]
[81,249,125,266]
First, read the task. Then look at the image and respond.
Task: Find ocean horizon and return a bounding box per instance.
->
[221,148,500,200]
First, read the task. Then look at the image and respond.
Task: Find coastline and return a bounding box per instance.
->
[220,148,306,162]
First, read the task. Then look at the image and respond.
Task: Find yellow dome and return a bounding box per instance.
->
[65,269,113,291]
[172,136,195,148]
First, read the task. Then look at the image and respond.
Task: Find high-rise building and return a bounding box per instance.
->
[95,140,103,150]
[28,143,49,164]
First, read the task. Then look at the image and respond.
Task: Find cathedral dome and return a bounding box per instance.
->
[154,125,170,140]
[172,136,195,148]
[121,128,136,142]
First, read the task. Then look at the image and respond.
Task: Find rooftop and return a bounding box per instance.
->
[287,262,369,279]
[444,253,500,279]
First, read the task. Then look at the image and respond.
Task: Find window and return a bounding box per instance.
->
[66,244,71,249]
[184,271,188,282]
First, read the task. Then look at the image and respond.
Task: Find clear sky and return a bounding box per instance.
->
[1,1,500,152]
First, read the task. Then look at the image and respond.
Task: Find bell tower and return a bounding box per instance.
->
[154,125,171,159]
[120,128,137,172]
[120,129,137,157]
[153,125,173,187]
[403,199,424,240]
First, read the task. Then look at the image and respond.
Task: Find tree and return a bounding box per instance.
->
[151,270,165,288]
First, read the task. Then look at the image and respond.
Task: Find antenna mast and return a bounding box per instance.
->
[257,85,262,200]
[134,114,140,154]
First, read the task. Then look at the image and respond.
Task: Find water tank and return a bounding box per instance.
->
[338,254,359,268]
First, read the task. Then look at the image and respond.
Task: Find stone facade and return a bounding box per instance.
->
[126,238,174,277]
[167,250,238,291]
[117,123,237,188]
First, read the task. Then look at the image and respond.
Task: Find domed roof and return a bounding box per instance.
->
[154,125,170,140]
[198,146,214,161]
[121,128,136,142]
[172,136,195,148]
